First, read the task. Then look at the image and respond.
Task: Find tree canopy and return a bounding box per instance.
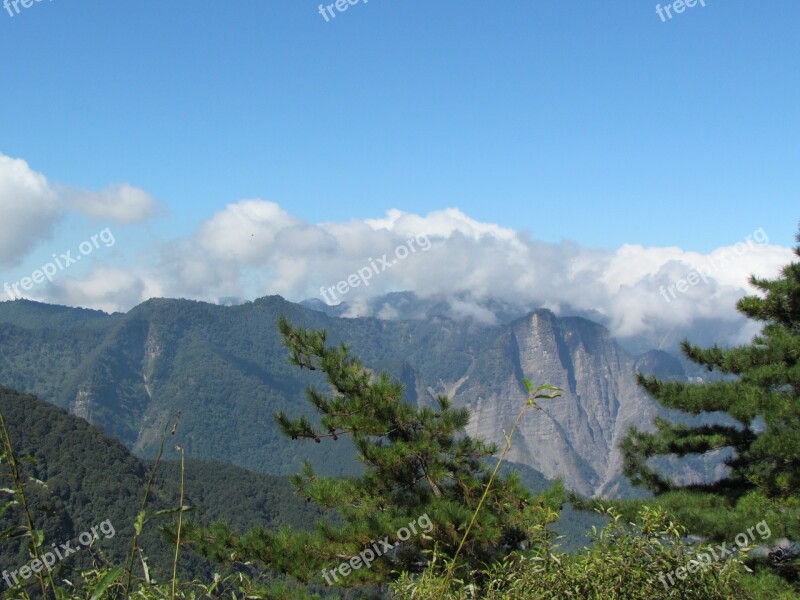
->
[622,226,800,579]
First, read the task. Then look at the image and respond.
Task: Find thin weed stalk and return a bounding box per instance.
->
[123,412,181,596]
[171,445,185,600]
[436,379,562,596]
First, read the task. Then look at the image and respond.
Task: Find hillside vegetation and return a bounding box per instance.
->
[0,387,327,598]
[0,295,682,497]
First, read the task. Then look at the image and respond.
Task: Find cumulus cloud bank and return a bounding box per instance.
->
[0,152,164,263]
[0,154,60,267]
[0,154,793,348]
[114,199,789,348]
[67,183,163,224]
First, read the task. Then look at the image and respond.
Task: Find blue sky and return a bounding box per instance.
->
[0,0,797,344]
[2,0,797,248]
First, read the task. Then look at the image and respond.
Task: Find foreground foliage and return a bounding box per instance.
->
[392,505,796,599]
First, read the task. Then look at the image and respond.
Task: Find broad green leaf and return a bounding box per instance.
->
[0,524,23,540]
[31,528,45,546]
[140,554,151,584]
[89,565,124,600]
[146,505,194,521]
[134,510,146,536]
[522,378,533,394]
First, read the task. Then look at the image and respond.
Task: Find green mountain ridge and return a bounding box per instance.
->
[0,386,324,596]
[0,296,683,496]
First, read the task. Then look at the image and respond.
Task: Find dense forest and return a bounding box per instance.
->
[0,290,687,498]
[0,387,333,598]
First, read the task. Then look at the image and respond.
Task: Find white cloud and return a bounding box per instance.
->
[0,152,166,274]
[68,183,163,224]
[365,207,519,243]
[3,186,794,350]
[36,265,150,315]
[130,200,792,347]
[447,298,499,325]
[0,154,60,267]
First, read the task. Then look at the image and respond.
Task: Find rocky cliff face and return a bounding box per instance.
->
[421,310,678,497]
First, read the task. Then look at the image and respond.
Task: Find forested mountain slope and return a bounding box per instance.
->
[0,297,684,496]
[0,386,323,589]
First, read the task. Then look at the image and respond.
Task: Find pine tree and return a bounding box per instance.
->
[622,226,800,549]
[200,317,564,587]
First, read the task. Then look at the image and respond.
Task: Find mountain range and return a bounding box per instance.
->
[0,294,705,497]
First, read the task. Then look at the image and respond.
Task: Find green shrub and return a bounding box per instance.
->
[391,505,797,599]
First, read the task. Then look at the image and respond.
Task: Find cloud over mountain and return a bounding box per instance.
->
[0,156,793,348]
